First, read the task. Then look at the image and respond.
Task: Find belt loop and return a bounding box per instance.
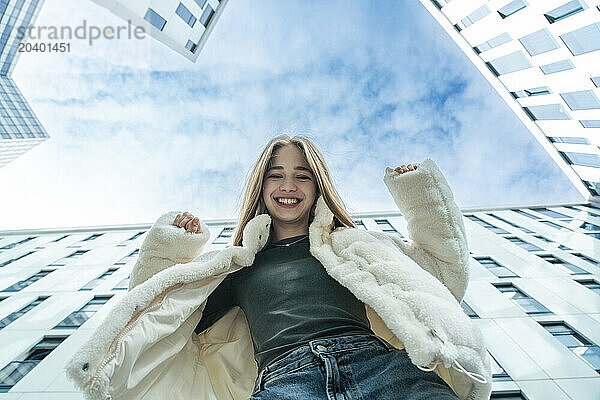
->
[254,365,269,394]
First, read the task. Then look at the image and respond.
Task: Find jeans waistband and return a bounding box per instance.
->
[255,334,394,386]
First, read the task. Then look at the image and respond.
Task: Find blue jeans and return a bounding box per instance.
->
[250,333,460,400]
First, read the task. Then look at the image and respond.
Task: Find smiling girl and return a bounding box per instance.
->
[67,135,491,400]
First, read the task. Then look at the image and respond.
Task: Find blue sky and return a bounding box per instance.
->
[1,0,582,230]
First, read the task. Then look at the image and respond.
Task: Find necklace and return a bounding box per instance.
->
[271,235,309,247]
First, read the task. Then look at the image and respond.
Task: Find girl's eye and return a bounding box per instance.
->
[268,174,282,179]
[297,175,311,180]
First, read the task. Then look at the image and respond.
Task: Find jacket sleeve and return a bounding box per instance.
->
[382,158,470,303]
[128,211,210,290]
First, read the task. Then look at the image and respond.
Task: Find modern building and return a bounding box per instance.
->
[419,0,600,202]
[89,0,228,62]
[0,203,598,398]
[0,0,50,168]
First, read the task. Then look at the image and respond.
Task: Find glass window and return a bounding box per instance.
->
[113,275,130,291]
[475,257,519,278]
[455,5,491,31]
[53,295,112,329]
[176,3,196,27]
[576,279,600,294]
[0,236,36,250]
[81,233,103,242]
[498,0,528,19]
[531,208,570,218]
[2,270,54,292]
[519,29,560,56]
[538,254,589,274]
[487,51,533,76]
[194,0,208,8]
[513,209,540,219]
[506,237,542,251]
[213,227,234,244]
[540,220,569,230]
[49,249,89,266]
[540,59,575,74]
[353,220,366,230]
[490,353,512,382]
[523,104,570,120]
[466,215,510,234]
[0,297,48,330]
[592,76,600,87]
[80,268,118,291]
[549,136,589,144]
[185,39,197,53]
[461,301,479,318]
[561,151,600,168]
[512,86,551,98]
[544,0,587,24]
[572,253,598,264]
[580,120,600,128]
[0,251,35,268]
[375,219,397,233]
[474,32,512,53]
[579,220,600,231]
[489,214,534,233]
[495,283,552,314]
[143,8,167,31]
[118,231,145,247]
[560,23,600,56]
[0,336,68,392]
[541,322,600,370]
[560,90,600,110]
[199,4,215,27]
[114,248,139,265]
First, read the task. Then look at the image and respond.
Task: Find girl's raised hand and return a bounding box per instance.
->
[172,212,202,234]
[394,163,419,175]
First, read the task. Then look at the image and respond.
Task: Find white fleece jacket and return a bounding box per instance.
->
[65,158,492,400]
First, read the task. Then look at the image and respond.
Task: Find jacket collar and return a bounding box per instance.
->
[242,195,335,252]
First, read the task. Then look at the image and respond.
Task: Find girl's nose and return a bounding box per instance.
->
[280,179,296,191]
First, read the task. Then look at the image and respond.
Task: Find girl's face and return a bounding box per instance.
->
[262,144,317,230]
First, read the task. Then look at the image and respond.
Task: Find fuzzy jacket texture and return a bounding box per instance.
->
[65,158,492,400]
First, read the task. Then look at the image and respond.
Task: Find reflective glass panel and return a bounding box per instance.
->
[540,59,574,74]
[498,0,528,18]
[519,29,560,56]
[560,90,600,110]
[545,0,587,24]
[524,104,570,120]
[560,23,600,56]
[487,51,533,75]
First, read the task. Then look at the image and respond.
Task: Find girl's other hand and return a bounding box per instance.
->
[172,212,202,234]
[394,164,419,174]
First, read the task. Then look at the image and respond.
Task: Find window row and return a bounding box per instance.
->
[143,2,216,33]
[0,268,130,293]
[0,230,145,251]
[210,219,405,245]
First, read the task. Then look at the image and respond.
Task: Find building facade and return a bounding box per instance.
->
[89,0,228,62]
[420,0,600,202]
[0,0,50,169]
[0,204,598,399]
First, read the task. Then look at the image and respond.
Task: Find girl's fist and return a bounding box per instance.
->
[172,212,202,234]
[394,163,419,174]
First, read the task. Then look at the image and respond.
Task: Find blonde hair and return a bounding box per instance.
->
[233,135,355,246]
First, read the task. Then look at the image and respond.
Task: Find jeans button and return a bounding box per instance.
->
[316,344,327,351]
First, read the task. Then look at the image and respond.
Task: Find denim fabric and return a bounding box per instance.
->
[250,333,460,400]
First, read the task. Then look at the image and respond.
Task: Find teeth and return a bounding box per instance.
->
[277,198,298,204]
